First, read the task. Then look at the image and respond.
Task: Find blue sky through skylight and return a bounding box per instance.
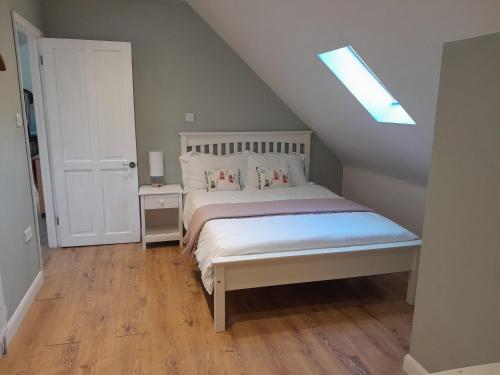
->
[318,46,415,125]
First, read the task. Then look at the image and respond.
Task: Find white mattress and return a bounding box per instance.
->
[184,184,418,294]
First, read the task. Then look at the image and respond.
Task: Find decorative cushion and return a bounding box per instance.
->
[256,166,290,190]
[205,168,241,192]
[245,153,307,189]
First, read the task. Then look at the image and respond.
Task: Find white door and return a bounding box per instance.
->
[0,271,7,353]
[41,38,140,247]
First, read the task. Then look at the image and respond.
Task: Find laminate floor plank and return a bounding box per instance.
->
[0,243,413,375]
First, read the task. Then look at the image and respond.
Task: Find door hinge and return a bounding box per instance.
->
[56,216,60,226]
[39,55,43,66]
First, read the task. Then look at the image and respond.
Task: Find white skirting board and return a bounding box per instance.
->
[404,354,430,375]
[0,280,7,356]
[5,271,44,345]
[404,355,500,375]
[0,326,6,356]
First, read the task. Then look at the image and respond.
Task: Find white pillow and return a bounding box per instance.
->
[286,153,308,186]
[245,153,307,189]
[179,150,195,189]
[179,151,248,191]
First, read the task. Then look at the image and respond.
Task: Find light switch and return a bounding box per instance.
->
[24,226,33,243]
[16,113,23,128]
[185,113,195,122]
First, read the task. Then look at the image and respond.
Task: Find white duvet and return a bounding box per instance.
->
[184,184,418,294]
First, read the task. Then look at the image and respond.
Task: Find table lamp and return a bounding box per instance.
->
[149,151,164,187]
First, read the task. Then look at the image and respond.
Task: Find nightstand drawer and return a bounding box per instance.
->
[144,194,178,209]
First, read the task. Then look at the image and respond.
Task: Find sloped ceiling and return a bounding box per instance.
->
[187,0,500,185]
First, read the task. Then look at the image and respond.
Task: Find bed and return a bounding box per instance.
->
[180,131,421,332]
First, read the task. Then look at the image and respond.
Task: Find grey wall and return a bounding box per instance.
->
[0,0,43,319]
[343,166,426,235]
[409,32,500,372]
[41,0,343,193]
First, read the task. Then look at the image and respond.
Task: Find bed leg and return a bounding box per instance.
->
[214,264,226,332]
[406,249,420,305]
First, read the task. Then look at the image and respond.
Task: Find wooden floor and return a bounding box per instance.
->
[0,243,413,375]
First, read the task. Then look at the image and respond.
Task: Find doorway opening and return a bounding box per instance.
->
[12,12,58,268]
[16,31,49,265]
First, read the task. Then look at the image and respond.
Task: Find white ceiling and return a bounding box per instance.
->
[187,0,500,185]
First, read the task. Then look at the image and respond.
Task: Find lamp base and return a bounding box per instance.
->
[151,176,163,187]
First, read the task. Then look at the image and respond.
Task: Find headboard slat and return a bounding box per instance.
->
[179,131,313,179]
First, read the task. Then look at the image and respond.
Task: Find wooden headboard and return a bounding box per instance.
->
[179,131,313,179]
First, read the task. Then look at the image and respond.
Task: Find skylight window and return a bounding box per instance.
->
[318,46,415,125]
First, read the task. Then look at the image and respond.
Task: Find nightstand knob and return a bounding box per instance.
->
[160,199,164,206]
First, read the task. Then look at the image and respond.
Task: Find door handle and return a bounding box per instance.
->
[122,161,136,168]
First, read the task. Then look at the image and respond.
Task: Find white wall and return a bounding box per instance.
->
[0,0,42,321]
[343,166,426,235]
[188,0,500,188]
[409,32,500,373]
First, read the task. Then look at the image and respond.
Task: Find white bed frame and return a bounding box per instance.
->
[179,131,421,332]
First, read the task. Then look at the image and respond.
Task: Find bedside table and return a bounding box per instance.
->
[139,184,183,249]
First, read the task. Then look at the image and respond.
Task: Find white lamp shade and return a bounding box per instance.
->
[149,151,164,177]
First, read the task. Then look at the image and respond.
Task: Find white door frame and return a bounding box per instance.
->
[12,11,58,253]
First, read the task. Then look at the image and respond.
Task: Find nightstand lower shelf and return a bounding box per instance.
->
[145,224,181,243]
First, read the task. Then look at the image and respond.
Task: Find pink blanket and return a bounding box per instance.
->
[183,198,372,254]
